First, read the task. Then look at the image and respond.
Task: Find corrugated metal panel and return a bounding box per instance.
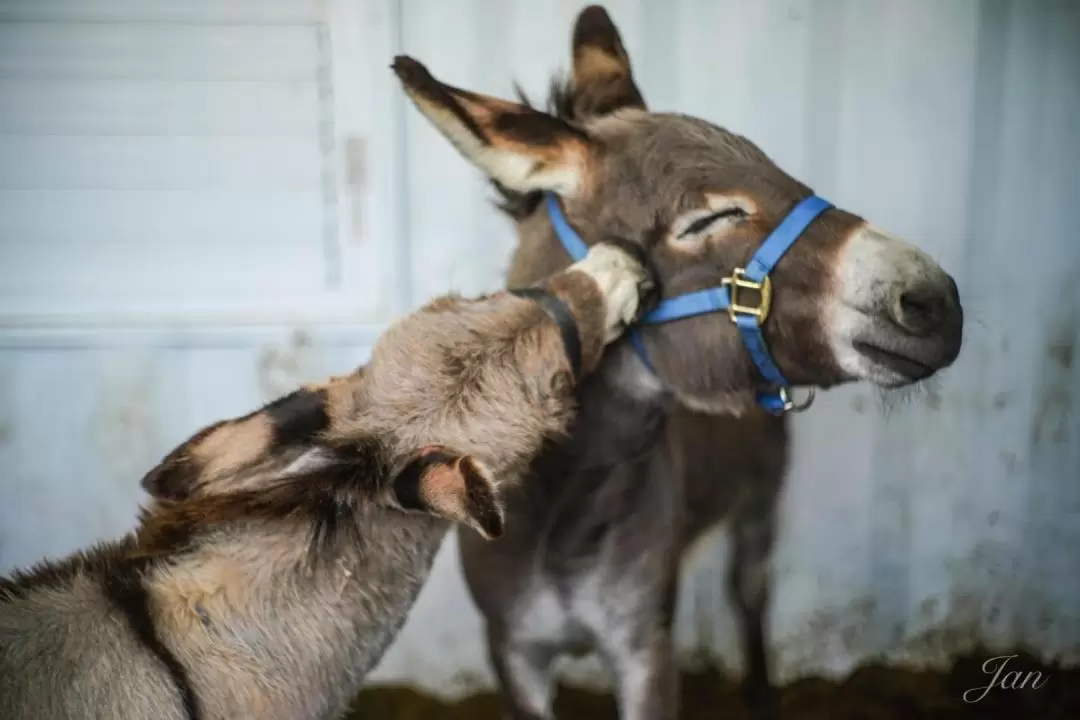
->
[0,0,395,324]
[0,0,1076,699]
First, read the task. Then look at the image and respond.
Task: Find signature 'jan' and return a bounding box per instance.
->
[963,654,1049,703]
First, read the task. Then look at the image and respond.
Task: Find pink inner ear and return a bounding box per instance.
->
[394,448,503,538]
[419,464,465,509]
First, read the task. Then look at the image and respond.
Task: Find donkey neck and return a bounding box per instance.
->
[570,342,672,460]
[507,218,671,413]
[148,511,450,720]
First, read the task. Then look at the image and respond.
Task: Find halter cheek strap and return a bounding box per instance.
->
[543,192,833,415]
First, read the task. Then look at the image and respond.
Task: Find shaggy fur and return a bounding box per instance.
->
[0,243,655,720]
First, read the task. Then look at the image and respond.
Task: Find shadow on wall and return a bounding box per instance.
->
[347,649,1080,719]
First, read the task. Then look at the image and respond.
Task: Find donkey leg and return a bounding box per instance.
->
[487,624,558,720]
[592,574,680,720]
[727,495,779,720]
[596,622,679,720]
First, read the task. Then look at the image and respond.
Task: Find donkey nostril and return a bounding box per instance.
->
[901,291,942,320]
[896,286,947,335]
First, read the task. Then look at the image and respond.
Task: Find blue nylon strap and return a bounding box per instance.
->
[641,287,730,324]
[627,328,655,374]
[545,193,588,261]
[548,194,662,375]
[736,194,832,397]
[543,191,831,414]
[744,195,833,282]
[756,389,788,414]
[735,312,787,386]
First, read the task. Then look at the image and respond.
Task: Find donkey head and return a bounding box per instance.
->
[393,5,963,413]
[140,381,506,541]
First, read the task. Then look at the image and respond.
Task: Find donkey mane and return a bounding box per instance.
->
[0,435,392,605]
[0,538,139,603]
[517,75,581,123]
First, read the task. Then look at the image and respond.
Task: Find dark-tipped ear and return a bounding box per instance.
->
[141,385,332,501]
[392,55,591,197]
[391,446,505,540]
[140,420,232,501]
[570,5,646,117]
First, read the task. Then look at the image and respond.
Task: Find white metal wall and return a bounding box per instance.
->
[0,0,1077,697]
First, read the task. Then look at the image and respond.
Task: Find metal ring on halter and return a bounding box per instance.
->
[778,386,817,413]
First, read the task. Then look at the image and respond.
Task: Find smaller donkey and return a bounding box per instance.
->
[0,242,655,720]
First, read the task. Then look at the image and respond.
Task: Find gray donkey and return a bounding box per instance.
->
[394,6,965,720]
[0,242,655,720]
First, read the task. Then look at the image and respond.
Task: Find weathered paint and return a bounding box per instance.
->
[0,0,1077,699]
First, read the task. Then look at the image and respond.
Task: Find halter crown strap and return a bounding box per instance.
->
[543,192,832,413]
[545,193,589,261]
[544,194,658,374]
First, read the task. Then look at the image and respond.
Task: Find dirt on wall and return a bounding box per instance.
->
[345,648,1080,719]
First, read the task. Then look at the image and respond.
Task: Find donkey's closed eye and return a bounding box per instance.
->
[678,207,747,238]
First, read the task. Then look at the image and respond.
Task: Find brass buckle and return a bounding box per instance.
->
[723,268,772,325]
[778,386,816,413]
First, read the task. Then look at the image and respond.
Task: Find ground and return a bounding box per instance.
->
[346,649,1080,719]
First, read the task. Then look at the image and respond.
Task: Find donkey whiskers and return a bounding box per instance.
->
[874,374,944,420]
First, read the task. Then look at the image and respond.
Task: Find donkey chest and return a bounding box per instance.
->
[510,516,680,649]
[509,566,665,657]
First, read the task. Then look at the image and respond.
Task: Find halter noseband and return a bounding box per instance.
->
[544,192,833,415]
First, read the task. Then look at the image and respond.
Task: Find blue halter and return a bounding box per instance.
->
[544,192,833,414]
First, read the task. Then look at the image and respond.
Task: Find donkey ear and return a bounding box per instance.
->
[570,5,647,117]
[390,446,505,540]
[392,56,591,197]
[141,385,333,501]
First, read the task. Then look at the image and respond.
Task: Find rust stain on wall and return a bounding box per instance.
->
[1047,337,1075,370]
[1031,312,1077,447]
[345,135,367,245]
